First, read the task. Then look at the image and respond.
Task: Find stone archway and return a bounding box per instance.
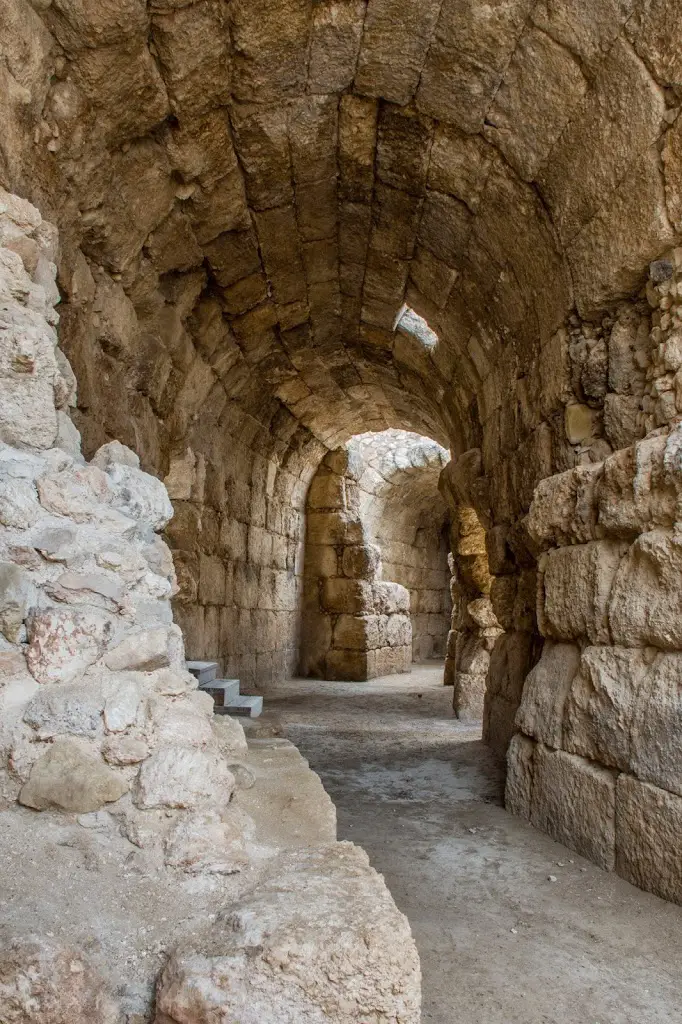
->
[300,429,451,681]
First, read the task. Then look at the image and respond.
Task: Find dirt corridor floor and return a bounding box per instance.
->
[262,664,682,1024]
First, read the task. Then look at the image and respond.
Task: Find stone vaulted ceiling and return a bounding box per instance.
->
[3,0,682,457]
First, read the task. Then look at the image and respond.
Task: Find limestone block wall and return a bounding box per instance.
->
[448,294,659,762]
[349,431,452,662]
[301,448,412,681]
[165,441,311,691]
[503,256,682,904]
[382,524,451,661]
[508,426,682,904]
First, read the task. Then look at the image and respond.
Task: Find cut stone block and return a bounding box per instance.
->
[221,694,263,718]
[505,732,536,819]
[542,540,624,644]
[19,740,128,813]
[200,678,241,707]
[563,645,650,772]
[186,660,219,684]
[530,745,616,870]
[629,652,682,797]
[616,773,682,905]
[516,641,580,748]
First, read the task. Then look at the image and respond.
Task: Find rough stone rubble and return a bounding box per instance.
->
[0,195,421,1022]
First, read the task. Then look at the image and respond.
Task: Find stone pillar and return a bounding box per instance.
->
[439,459,503,720]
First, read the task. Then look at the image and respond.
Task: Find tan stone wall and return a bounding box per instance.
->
[350,431,452,663]
[301,448,413,681]
[439,504,503,722]
[165,442,312,690]
[504,258,682,904]
[381,524,451,661]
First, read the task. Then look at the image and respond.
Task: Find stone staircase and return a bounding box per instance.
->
[186,661,263,718]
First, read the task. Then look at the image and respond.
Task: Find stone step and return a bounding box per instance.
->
[199,678,240,707]
[215,694,263,719]
[186,660,219,685]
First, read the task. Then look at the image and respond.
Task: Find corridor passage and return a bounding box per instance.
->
[265,666,682,1024]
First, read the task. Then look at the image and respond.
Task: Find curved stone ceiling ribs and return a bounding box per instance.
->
[2,0,681,459]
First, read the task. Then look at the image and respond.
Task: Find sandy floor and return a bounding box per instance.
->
[264,664,682,1024]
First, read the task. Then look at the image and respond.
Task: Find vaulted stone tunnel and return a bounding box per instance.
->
[2,0,682,1018]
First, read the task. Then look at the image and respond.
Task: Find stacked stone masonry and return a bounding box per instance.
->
[508,416,682,904]
[301,440,420,681]
[3,0,682,922]
[343,430,452,663]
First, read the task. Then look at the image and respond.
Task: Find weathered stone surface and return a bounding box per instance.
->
[484,631,537,749]
[102,460,174,530]
[0,296,59,451]
[26,607,114,685]
[24,678,106,739]
[416,0,534,132]
[309,1,365,94]
[103,673,142,732]
[342,543,381,580]
[542,540,624,644]
[485,26,587,181]
[135,745,235,809]
[568,149,675,316]
[211,711,246,760]
[0,562,35,642]
[0,934,121,1024]
[102,732,149,765]
[516,641,580,748]
[505,732,535,819]
[19,739,128,812]
[541,37,665,244]
[36,464,112,523]
[149,692,214,749]
[563,646,650,771]
[530,745,616,870]
[453,669,487,722]
[598,437,676,538]
[608,530,682,649]
[163,809,250,874]
[616,774,682,905]
[354,0,441,106]
[629,652,682,797]
[104,627,170,671]
[155,842,421,1024]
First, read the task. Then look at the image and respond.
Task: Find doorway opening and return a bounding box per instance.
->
[299,429,452,682]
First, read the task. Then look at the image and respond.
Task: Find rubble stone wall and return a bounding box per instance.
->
[0,189,248,856]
